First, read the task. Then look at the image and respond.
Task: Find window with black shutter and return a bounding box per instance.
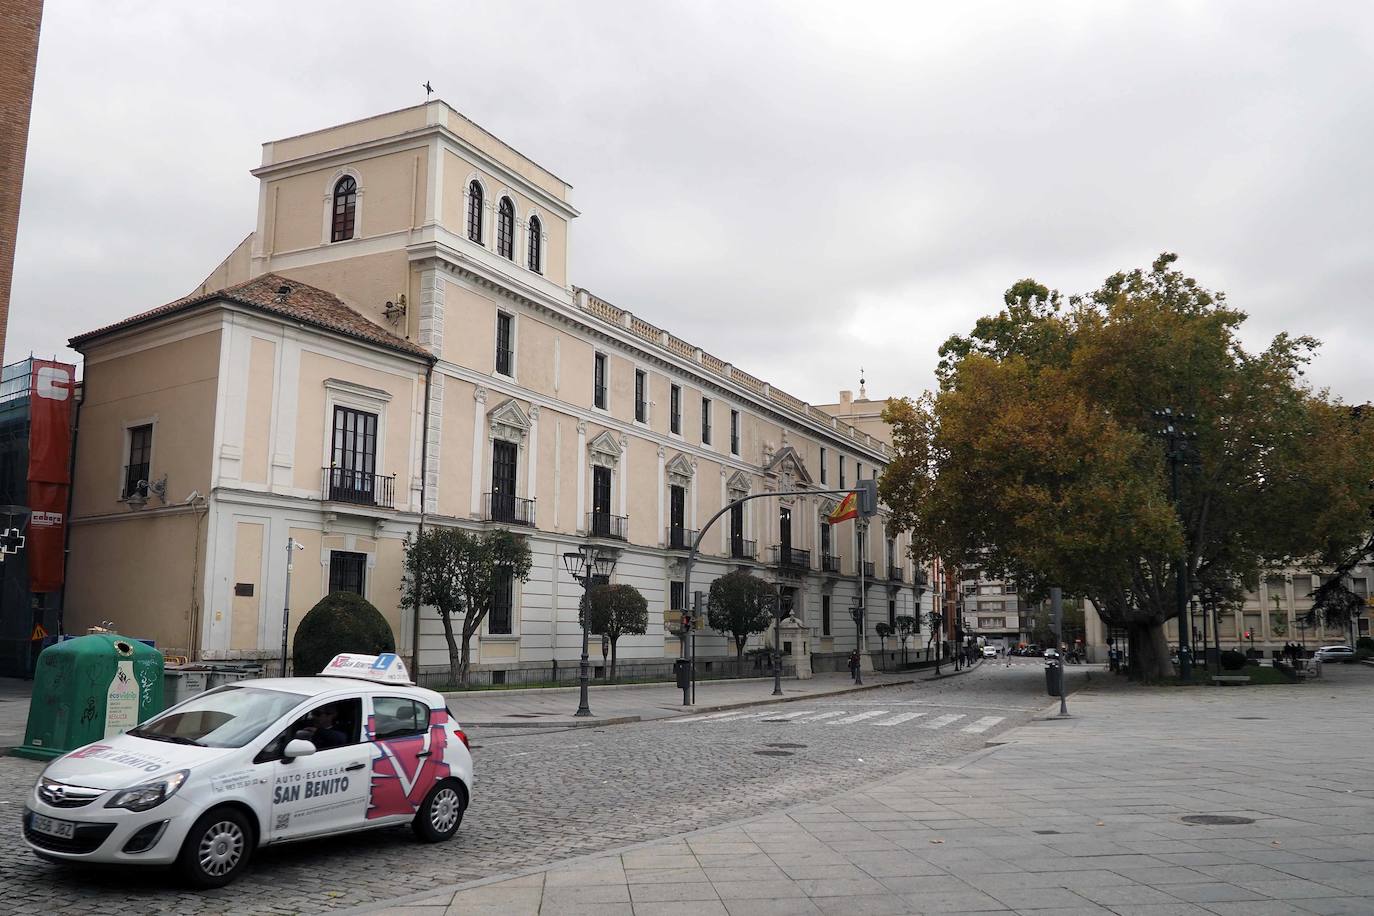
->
[591,466,612,536]
[670,385,681,434]
[467,181,484,242]
[329,406,378,503]
[491,440,518,522]
[331,176,357,243]
[730,503,744,556]
[123,424,153,498]
[489,569,514,634]
[527,215,542,272]
[496,312,514,376]
[328,551,367,596]
[730,409,740,455]
[701,397,711,444]
[634,370,647,423]
[497,197,515,259]
[594,354,607,409]
[779,507,792,558]
[669,485,686,548]
[822,594,832,636]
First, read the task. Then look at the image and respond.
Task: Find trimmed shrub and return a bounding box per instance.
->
[1356,636,1374,652]
[292,592,395,676]
[1219,649,1247,671]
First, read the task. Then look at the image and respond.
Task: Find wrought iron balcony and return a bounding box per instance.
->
[862,561,875,579]
[587,511,628,541]
[771,546,811,571]
[322,467,396,509]
[730,537,757,560]
[888,565,904,583]
[483,492,535,526]
[821,553,842,574]
[665,527,698,550]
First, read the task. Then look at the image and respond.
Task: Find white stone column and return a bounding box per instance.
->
[575,421,587,532]
[527,405,540,503]
[470,386,487,518]
[689,458,699,531]
[618,434,629,519]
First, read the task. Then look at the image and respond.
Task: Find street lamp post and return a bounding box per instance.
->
[563,545,618,717]
[849,599,864,685]
[770,588,784,697]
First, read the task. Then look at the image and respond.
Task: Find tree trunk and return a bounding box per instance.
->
[736,637,746,666]
[438,612,464,687]
[1128,619,1172,683]
[610,639,618,681]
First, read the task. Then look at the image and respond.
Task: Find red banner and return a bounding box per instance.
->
[26,360,75,593]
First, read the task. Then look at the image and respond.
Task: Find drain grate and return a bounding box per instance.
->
[1235,716,1268,720]
[1181,814,1255,826]
[1033,830,1061,835]
[507,713,545,718]
[754,750,794,757]
[764,743,807,749]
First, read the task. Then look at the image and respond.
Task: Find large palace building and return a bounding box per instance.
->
[65,101,927,678]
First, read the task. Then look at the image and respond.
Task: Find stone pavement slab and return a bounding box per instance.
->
[348,666,1374,916]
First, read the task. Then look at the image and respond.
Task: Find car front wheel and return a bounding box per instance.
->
[412,778,466,843]
[176,807,253,888]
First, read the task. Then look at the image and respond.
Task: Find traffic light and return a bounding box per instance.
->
[1244,629,1251,639]
[681,613,692,632]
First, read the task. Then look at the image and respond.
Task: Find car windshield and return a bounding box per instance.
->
[129,686,308,748]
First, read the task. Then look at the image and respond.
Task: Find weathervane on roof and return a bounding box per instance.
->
[423,80,435,99]
[859,367,867,400]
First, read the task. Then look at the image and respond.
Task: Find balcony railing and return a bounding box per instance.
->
[322,467,396,509]
[588,511,628,541]
[888,565,904,583]
[821,553,842,574]
[730,537,757,560]
[483,492,535,526]
[862,561,875,579]
[665,527,698,550]
[771,546,811,571]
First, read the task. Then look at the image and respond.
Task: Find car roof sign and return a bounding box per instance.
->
[320,652,412,684]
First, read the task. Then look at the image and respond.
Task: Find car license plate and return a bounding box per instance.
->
[31,813,76,839]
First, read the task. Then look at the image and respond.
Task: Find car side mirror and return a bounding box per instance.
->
[283,739,317,761]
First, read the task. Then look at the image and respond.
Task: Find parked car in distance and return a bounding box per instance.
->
[1313,645,1355,663]
[1022,645,1043,657]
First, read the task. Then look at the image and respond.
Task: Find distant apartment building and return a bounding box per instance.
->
[63,101,927,676]
[958,573,1027,649]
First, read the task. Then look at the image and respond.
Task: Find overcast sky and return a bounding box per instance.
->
[10,1,1372,405]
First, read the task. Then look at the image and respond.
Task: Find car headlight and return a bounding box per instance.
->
[105,770,190,812]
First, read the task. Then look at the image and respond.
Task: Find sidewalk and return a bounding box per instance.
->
[0,677,31,750]
[447,666,970,729]
[361,666,1374,916]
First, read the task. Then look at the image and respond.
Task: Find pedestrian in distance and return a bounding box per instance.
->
[847,650,861,683]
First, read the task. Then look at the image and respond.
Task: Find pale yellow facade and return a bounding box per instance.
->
[66,101,923,676]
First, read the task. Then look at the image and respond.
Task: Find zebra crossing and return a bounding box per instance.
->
[671,707,1006,734]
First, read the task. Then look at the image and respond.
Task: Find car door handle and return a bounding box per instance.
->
[344,763,366,772]
[415,750,431,759]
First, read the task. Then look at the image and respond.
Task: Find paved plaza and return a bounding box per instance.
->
[4,660,1374,914]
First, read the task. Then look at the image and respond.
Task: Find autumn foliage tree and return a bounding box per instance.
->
[881,254,1374,681]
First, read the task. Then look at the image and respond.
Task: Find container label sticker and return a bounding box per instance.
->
[104,660,140,738]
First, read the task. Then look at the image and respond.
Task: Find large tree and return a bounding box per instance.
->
[400,527,532,686]
[707,570,774,663]
[882,254,1373,681]
[579,583,648,680]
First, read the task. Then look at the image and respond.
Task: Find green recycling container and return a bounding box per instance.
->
[13,634,165,760]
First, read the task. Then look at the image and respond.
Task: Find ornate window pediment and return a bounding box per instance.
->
[488,398,531,444]
[666,453,695,487]
[588,430,623,469]
[726,469,752,498]
[818,497,839,519]
[764,445,813,489]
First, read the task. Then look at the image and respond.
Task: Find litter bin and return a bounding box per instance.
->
[163,666,210,707]
[1044,660,1063,697]
[673,657,691,690]
[14,633,165,760]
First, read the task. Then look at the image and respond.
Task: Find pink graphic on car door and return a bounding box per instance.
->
[365,708,451,819]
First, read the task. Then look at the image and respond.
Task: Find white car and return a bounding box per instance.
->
[981,646,998,658]
[22,653,473,887]
[1312,645,1355,663]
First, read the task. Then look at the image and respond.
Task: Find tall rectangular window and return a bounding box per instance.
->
[670,581,685,612]
[839,456,846,489]
[669,485,686,548]
[889,599,897,627]
[329,406,378,503]
[593,353,607,409]
[819,447,827,485]
[328,551,367,596]
[820,522,831,558]
[730,410,740,455]
[670,385,681,434]
[489,569,514,634]
[822,595,832,636]
[123,424,153,498]
[701,397,711,444]
[779,506,792,557]
[730,503,745,556]
[857,461,863,482]
[495,312,514,376]
[490,440,518,522]
[634,370,647,423]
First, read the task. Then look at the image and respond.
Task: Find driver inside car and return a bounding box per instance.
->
[295,702,350,750]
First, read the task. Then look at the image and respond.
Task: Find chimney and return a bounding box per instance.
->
[839,390,853,408]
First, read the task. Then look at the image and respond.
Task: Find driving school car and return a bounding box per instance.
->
[22,653,473,887]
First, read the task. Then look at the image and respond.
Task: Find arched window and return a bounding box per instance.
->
[331,176,357,242]
[527,215,542,273]
[497,197,515,259]
[467,180,484,243]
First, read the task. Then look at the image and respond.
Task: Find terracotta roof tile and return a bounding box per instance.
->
[69,273,434,361]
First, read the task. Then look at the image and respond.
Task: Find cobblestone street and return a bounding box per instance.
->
[0,661,1058,914]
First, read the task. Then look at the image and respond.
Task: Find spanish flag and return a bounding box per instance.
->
[827,491,858,525]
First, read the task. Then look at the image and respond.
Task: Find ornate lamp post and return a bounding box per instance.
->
[563,545,618,717]
[849,598,864,685]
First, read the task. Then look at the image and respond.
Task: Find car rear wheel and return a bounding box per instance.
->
[176,807,253,888]
[412,778,466,843]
